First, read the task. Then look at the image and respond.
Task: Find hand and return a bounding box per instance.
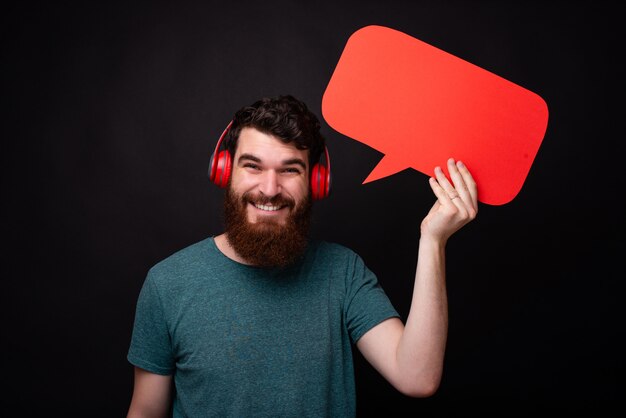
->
[420,158,478,244]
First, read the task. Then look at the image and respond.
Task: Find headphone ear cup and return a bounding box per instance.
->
[210,149,232,188]
[209,120,234,188]
[208,152,218,183]
[311,163,330,200]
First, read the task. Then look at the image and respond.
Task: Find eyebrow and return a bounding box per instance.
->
[238,153,307,169]
[238,153,261,164]
[282,158,307,169]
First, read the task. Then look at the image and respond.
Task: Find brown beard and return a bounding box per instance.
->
[223,186,312,268]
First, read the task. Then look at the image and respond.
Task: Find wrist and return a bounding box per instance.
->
[419,234,447,250]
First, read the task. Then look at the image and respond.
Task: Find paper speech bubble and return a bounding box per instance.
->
[322,25,549,205]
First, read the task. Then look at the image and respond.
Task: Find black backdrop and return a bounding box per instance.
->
[4,1,624,416]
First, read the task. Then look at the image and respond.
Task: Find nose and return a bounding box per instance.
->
[258,170,281,197]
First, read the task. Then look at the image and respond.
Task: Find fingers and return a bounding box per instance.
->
[430,158,478,212]
[447,158,478,212]
[428,175,452,205]
[430,166,456,206]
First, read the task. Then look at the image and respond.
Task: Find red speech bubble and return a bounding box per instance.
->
[322,25,549,205]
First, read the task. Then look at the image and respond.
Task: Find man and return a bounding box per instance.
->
[126,95,478,417]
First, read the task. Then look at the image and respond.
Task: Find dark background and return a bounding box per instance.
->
[4,1,624,416]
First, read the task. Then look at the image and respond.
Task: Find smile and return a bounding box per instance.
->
[253,203,285,212]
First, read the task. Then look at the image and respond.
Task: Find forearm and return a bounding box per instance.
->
[396,235,448,396]
[127,368,172,418]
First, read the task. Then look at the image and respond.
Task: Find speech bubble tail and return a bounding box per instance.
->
[362,156,406,184]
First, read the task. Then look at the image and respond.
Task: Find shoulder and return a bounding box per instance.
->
[308,240,364,266]
[146,237,216,284]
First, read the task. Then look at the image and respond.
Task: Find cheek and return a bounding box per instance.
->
[292,178,310,200]
[230,171,255,192]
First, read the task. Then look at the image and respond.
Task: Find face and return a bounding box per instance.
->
[223,127,313,268]
[230,127,310,225]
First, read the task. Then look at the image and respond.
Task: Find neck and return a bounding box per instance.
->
[214,233,253,265]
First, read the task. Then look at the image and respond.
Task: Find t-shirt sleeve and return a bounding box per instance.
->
[127,271,175,375]
[344,252,400,344]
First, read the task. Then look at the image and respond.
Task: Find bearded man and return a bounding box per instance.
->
[127,95,478,418]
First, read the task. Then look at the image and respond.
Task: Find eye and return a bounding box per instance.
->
[282,167,302,174]
[243,163,261,171]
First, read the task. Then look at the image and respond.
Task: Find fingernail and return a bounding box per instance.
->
[457,161,465,168]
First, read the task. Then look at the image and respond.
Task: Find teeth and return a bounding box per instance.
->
[254,203,282,211]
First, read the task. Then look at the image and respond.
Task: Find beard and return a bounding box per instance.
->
[223,186,312,268]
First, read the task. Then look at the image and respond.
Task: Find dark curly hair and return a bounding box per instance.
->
[226,95,326,169]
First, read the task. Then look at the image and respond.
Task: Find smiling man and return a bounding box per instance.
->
[126,95,478,418]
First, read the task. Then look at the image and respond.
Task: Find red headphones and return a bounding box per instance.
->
[208,121,332,200]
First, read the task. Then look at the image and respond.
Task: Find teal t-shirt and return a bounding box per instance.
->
[128,237,399,418]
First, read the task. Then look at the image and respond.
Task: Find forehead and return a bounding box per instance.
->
[235,127,309,164]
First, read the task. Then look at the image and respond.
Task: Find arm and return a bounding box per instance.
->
[357,158,478,397]
[127,367,173,418]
